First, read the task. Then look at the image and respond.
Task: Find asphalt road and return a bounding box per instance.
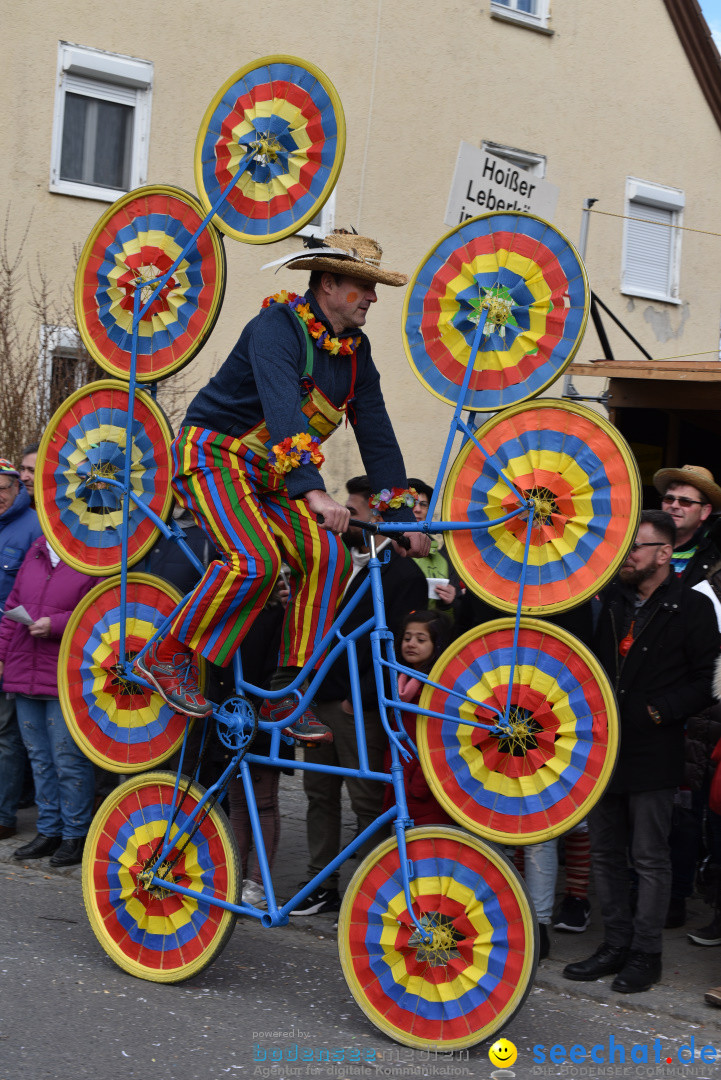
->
[2,859,721,1080]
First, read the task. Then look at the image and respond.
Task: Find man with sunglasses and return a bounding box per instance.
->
[653,467,721,935]
[653,464,721,586]
[563,509,719,994]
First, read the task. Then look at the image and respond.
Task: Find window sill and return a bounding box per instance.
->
[49,178,128,203]
[620,287,682,306]
[490,10,554,35]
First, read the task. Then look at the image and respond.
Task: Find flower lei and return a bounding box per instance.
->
[370,487,418,512]
[268,432,325,476]
[262,291,361,357]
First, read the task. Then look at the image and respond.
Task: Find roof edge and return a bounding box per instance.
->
[664,0,721,133]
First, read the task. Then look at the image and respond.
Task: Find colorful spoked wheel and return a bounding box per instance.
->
[75,185,226,382]
[37,380,174,575]
[338,827,537,1050]
[59,574,199,773]
[443,399,641,614]
[403,212,589,411]
[84,772,239,982]
[416,619,619,845]
[195,55,345,243]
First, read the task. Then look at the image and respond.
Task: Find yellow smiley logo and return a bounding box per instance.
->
[488,1038,518,1068]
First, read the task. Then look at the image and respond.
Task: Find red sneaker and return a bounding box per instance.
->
[134,640,211,718]
[259,695,333,744]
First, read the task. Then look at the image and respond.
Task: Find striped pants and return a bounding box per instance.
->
[170,427,351,668]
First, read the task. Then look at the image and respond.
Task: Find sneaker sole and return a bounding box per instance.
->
[554,921,590,933]
[688,934,721,946]
[282,726,334,745]
[289,902,340,916]
[134,656,212,718]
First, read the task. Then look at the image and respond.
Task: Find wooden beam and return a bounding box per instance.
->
[567,361,721,382]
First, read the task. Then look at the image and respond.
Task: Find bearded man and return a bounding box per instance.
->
[563,509,719,994]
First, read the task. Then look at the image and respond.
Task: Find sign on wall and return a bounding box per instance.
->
[445,142,560,227]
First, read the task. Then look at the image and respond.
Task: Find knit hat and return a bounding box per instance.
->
[653,464,721,511]
[0,458,19,479]
[284,229,408,287]
[407,477,433,502]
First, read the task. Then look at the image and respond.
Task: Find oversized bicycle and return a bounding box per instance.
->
[39,57,641,1050]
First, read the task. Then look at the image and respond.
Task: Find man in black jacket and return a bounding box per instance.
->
[291,475,427,915]
[563,509,719,993]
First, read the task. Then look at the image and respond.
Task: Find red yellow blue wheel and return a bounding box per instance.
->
[416,620,619,845]
[402,212,589,411]
[75,185,226,382]
[58,574,200,772]
[338,827,537,1050]
[195,55,345,243]
[36,380,174,575]
[442,399,641,614]
[83,772,239,982]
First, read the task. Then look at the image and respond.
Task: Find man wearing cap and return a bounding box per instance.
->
[136,231,429,741]
[0,459,42,840]
[652,466,721,930]
[653,464,721,586]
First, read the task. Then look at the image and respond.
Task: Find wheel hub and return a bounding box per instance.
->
[110,653,143,698]
[251,132,282,164]
[408,912,462,967]
[136,858,178,899]
[136,263,178,308]
[527,485,560,525]
[468,284,519,340]
[493,706,541,755]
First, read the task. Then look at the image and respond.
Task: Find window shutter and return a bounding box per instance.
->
[623,202,674,298]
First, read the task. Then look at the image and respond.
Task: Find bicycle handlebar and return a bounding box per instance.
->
[316,514,411,550]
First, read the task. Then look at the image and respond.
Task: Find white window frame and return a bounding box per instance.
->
[38,325,85,418]
[298,191,336,240]
[481,141,547,178]
[621,177,684,305]
[490,0,551,31]
[50,42,153,202]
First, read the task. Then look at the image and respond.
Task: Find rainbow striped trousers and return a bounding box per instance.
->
[170,427,351,668]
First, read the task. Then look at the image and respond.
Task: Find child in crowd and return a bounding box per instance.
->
[383,610,454,827]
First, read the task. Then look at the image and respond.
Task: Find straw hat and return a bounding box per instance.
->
[285,229,408,287]
[653,464,721,510]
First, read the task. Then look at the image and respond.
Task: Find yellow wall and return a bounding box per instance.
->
[3,0,721,497]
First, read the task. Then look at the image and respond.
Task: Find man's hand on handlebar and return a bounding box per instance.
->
[305,489,351,534]
[395,531,431,558]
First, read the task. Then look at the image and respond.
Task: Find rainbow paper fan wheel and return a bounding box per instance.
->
[195,55,345,243]
[75,185,226,382]
[83,772,240,982]
[442,399,641,614]
[416,619,619,844]
[338,827,537,1049]
[58,574,200,772]
[36,380,174,575]
[403,212,589,411]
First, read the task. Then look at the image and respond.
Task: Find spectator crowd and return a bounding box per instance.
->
[3,445,721,1012]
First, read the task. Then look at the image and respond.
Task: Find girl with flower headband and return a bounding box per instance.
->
[136,231,430,740]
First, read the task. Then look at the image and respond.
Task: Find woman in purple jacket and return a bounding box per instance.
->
[0,536,95,866]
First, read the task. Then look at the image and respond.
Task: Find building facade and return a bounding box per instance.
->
[2,0,721,494]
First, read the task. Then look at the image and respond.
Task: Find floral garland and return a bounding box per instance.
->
[370,487,418,512]
[262,291,361,357]
[268,432,325,476]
